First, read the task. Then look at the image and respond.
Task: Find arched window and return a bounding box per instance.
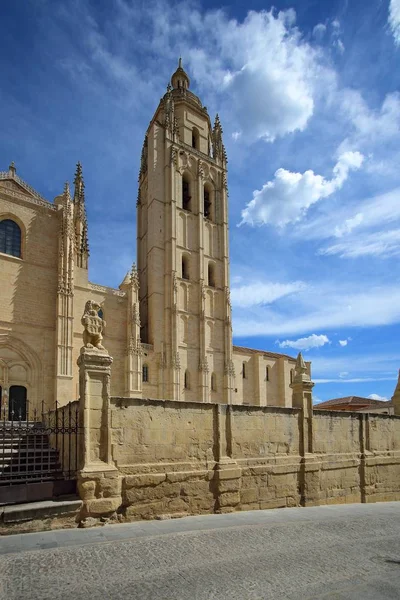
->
[0,219,22,258]
[142,364,149,383]
[192,127,199,149]
[266,366,270,382]
[242,362,246,379]
[208,262,215,287]
[184,369,190,389]
[211,372,217,392]
[182,254,190,280]
[182,175,191,211]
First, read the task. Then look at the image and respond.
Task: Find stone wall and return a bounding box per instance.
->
[77,394,400,522]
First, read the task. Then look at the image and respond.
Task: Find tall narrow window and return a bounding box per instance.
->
[242,362,246,379]
[211,373,217,392]
[142,364,149,383]
[182,176,191,211]
[290,369,294,384]
[182,255,190,280]
[208,263,215,287]
[204,188,211,218]
[0,219,21,258]
[192,127,199,149]
[184,369,190,389]
[266,366,269,382]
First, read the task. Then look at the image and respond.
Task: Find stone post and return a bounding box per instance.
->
[76,303,122,519]
[290,352,318,506]
[214,404,241,513]
[392,370,400,416]
[77,347,122,518]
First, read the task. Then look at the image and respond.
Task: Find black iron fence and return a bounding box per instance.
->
[0,400,80,502]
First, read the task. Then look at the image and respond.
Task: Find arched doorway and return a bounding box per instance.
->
[8,385,27,421]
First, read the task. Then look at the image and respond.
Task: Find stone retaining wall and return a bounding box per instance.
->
[77,397,400,522]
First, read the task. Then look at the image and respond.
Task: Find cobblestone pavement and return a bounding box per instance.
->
[0,502,399,600]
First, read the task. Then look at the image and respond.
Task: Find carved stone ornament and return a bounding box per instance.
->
[198,357,209,373]
[172,352,181,370]
[170,146,178,166]
[128,336,143,356]
[224,360,235,377]
[81,300,106,350]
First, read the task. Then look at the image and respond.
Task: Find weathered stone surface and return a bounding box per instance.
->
[85,497,122,516]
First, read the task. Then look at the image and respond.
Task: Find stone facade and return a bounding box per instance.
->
[0,61,298,415]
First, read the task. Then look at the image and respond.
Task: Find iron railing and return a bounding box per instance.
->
[0,400,80,488]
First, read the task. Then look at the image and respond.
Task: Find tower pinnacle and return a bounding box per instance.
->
[171,58,190,90]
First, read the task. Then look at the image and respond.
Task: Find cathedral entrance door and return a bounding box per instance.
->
[8,385,27,421]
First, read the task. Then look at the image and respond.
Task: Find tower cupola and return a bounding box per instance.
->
[171,58,190,90]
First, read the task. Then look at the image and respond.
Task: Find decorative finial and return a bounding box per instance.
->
[295,352,307,375]
[178,57,182,68]
[73,161,85,203]
[8,161,16,176]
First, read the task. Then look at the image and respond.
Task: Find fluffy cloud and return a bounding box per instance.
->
[368,394,389,401]
[240,152,364,227]
[338,339,348,347]
[277,334,330,351]
[186,8,325,143]
[389,0,400,46]
[231,281,305,308]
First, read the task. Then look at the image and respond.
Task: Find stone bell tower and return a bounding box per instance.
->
[137,59,235,403]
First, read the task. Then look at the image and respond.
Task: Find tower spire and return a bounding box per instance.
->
[72,162,89,268]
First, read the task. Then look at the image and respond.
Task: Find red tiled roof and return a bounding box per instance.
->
[316,396,392,408]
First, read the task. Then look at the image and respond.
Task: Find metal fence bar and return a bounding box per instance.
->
[0,400,80,488]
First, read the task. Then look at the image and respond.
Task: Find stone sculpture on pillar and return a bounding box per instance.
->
[81,300,106,350]
[77,301,122,518]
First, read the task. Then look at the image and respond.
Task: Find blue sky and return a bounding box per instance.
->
[1,0,400,403]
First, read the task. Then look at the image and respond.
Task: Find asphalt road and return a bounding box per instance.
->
[0,502,399,600]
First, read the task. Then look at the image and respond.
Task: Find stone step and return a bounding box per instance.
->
[0,497,82,523]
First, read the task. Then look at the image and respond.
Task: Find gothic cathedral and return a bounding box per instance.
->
[0,61,301,417]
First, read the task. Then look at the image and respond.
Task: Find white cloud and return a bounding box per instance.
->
[339,91,400,150]
[277,333,330,351]
[339,372,349,378]
[389,0,400,46]
[295,186,400,258]
[339,339,350,347]
[334,213,364,237]
[233,284,400,337]
[320,228,400,258]
[231,280,305,308]
[368,393,389,401]
[312,23,326,40]
[334,39,345,54]
[240,151,364,227]
[210,9,324,142]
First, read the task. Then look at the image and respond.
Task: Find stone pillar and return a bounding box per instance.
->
[392,370,400,416]
[213,405,241,513]
[77,347,122,517]
[290,352,318,506]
